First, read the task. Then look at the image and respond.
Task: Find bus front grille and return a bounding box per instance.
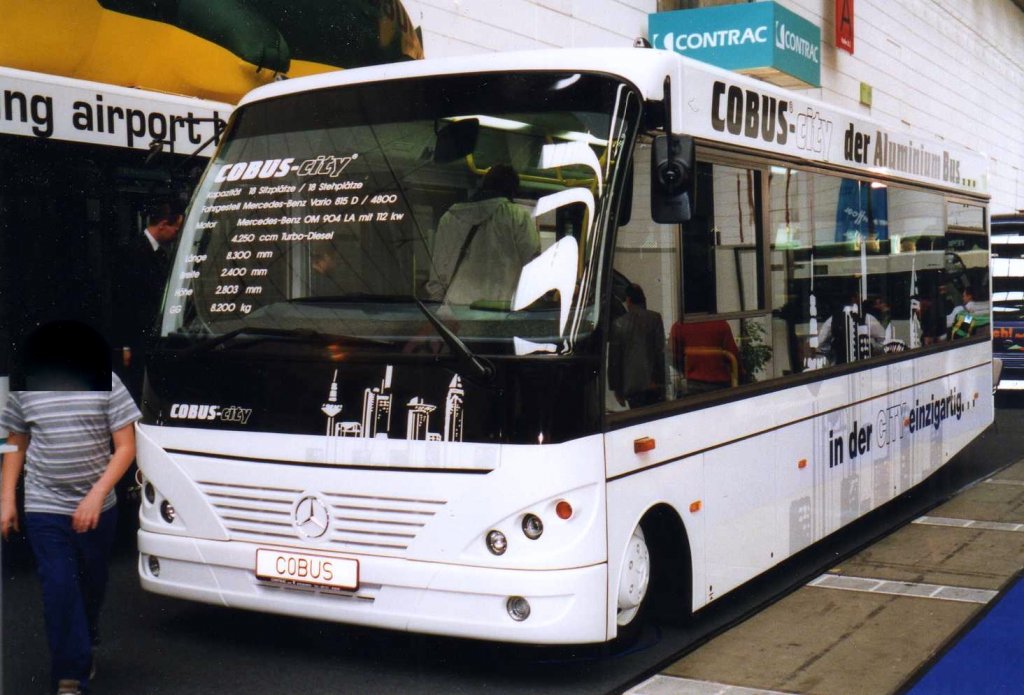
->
[195,481,447,554]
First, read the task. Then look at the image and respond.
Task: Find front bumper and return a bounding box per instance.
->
[138,530,609,644]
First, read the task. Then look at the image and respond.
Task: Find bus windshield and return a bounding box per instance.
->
[162,72,640,356]
[992,228,1024,322]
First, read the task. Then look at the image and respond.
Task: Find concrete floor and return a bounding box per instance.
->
[629,460,1024,695]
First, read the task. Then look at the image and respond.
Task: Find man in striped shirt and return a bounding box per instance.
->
[1,371,140,695]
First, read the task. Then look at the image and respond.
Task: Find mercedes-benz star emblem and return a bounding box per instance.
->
[293,495,330,539]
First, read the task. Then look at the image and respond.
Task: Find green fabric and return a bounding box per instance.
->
[950,308,990,339]
[178,0,290,72]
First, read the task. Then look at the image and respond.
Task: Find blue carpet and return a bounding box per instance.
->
[905,574,1024,694]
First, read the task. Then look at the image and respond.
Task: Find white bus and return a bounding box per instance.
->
[135,48,992,644]
[0,66,228,381]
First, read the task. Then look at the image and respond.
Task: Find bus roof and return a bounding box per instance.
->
[993,213,1024,232]
[238,47,987,198]
[0,66,231,155]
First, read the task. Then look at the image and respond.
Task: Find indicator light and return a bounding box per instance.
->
[634,437,656,453]
[555,500,573,520]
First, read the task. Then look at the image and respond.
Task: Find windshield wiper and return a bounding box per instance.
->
[174,326,393,357]
[414,300,494,383]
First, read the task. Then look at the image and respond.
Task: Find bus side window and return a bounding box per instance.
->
[672,161,768,394]
[606,136,678,412]
[768,170,976,377]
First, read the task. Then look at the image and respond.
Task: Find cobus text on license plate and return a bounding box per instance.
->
[255,548,358,590]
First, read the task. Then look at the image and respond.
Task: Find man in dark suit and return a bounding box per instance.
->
[608,283,666,409]
[114,200,184,400]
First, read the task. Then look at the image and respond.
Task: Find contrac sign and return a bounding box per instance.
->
[649,2,821,88]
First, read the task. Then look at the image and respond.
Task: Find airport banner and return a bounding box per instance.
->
[0,67,227,155]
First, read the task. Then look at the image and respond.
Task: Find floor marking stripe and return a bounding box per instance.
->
[808,574,997,604]
[983,478,1024,487]
[913,516,1024,533]
[625,674,795,695]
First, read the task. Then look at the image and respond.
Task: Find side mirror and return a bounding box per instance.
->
[651,134,694,223]
[433,118,480,164]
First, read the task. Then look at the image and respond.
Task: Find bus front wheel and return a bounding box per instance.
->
[616,525,651,628]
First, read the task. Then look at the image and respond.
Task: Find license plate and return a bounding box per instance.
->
[255,548,358,590]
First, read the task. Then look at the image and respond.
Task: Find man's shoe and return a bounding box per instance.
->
[56,679,82,695]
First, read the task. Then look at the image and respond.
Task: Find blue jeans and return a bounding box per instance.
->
[25,507,117,693]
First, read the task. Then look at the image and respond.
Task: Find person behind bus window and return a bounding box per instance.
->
[862,295,891,327]
[817,290,885,363]
[114,199,184,400]
[309,242,340,296]
[609,283,666,408]
[948,285,991,339]
[670,318,742,395]
[424,164,539,307]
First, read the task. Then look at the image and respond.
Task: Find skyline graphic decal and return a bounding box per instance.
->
[321,366,465,442]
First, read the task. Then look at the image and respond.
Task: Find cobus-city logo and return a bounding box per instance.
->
[169,403,253,424]
[212,153,358,183]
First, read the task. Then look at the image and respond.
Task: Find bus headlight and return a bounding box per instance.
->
[160,500,177,524]
[486,529,507,555]
[521,513,544,540]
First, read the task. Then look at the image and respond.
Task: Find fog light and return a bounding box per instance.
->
[148,555,161,577]
[144,482,156,505]
[506,596,531,621]
[160,500,176,524]
[486,530,507,555]
[521,513,543,540]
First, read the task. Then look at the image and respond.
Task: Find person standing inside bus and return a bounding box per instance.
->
[425,164,539,307]
[609,283,666,408]
[0,322,141,695]
[670,319,742,395]
[114,199,184,400]
[817,290,885,363]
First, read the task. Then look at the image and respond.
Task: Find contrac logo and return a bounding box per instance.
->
[656,27,767,52]
[169,403,253,424]
[775,22,820,64]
